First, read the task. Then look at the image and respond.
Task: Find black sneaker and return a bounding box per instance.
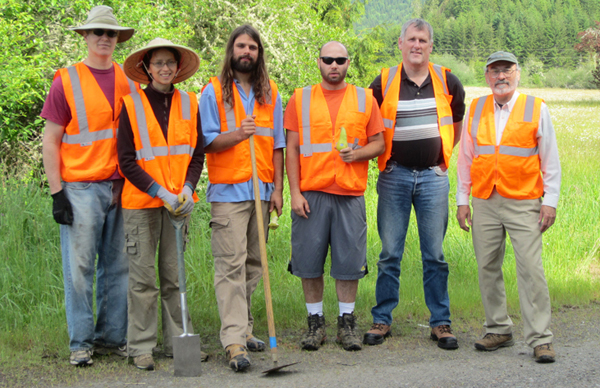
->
[300,314,326,351]
[336,313,362,351]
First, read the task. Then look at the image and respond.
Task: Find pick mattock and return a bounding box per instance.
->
[249,135,300,374]
[168,212,202,377]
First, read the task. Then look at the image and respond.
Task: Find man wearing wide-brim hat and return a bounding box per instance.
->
[117,38,206,371]
[456,51,561,363]
[41,5,139,367]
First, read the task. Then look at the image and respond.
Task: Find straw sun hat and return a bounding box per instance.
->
[123,38,200,85]
[70,5,135,43]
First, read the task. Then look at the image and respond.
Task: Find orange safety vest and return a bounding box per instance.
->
[57,62,139,182]
[120,89,199,209]
[295,84,372,193]
[205,77,277,184]
[467,94,544,200]
[377,62,455,171]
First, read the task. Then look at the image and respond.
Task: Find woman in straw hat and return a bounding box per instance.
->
[117,38,205,370]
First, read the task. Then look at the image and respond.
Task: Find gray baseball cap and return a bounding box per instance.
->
[486,51,518,67]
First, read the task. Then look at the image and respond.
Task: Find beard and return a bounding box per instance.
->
[232,55,257,74]
[320,66,347,85]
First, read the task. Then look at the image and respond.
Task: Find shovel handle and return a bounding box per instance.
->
[249,135,278,364]
[168,212,191,336]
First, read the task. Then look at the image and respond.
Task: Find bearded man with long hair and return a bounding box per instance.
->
[199,24,284,372]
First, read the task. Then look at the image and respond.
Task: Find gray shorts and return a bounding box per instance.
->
[289,191,368,280]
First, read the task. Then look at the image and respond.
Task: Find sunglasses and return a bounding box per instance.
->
[91,29,118,38]
[320,57,348,65]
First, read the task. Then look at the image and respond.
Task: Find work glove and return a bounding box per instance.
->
[51,190,73,225]
[156,186,182,215]
[178,185,195,216]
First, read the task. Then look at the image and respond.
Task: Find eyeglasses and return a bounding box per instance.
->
[91,29,118,38]
[150,60,178,69]
[320,57,348,65]
[487,68,516,78]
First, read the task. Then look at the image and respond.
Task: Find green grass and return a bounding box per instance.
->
[1,88,599,380]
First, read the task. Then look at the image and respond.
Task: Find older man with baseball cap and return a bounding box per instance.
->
[41,5,139,367]
[456,51,561,363]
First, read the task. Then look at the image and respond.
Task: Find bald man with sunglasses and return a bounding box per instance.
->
[285,41,384,352]
[41,6,139,367]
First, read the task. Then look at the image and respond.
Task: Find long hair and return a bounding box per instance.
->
[220,24,271,107]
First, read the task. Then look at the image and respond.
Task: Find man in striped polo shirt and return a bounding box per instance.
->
[363,18,465,350]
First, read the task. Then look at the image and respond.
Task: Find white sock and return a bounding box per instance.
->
[306,302,323,316]
[339,302,355,316]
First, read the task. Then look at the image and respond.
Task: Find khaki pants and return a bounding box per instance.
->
[472,190,553,348]
[209,201,269,348]
[124,208,193,356]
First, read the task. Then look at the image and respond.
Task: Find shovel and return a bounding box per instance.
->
[168,212,202,377]
[249,135,300,374]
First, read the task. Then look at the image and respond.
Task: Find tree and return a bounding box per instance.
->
[575,21,600,87]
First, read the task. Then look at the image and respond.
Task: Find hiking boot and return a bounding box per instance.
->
[70,349,93,366]
[300,313,326,351]
[336,313,362,351]
[226,344,250,372]
[475,333,515,351]
[94,344,127,358]
[534,343,556,363]
[246,333,266,352]
[363,323,392,345]
[430,325,459,350]
[133,354,155,370]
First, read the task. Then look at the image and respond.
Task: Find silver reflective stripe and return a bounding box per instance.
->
[301,86,313,156]
[478,145,495,155]
[356,87,366,113]
[432,64,448,95]
[223,102,237,134]
[179,90,191,120]
[256,127,274,137]
[131,92,155,161]
[135,146,168,159]
[523,95,535,123]
[382,118,395,128]
[300,143,332,155]
[171,144,194,156]
[499,145,538,157]
[383,66,398,97]
[440,116,453,126]
[118,64,137,93]
[470,96,489,157]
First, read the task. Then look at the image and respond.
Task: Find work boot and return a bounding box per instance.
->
[133,354,155,371]
[474,333,515,351]
[246,333,266,352]
[430,325,459,350]
[225,344,250,372]
[70,349,93,366]
[336,312,362,351]
[300,314,326,351]
[534,343,556,363]
[363,323,392,345]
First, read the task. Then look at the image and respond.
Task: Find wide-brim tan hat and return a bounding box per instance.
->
[70,5,134,43]
[123,38,200,85]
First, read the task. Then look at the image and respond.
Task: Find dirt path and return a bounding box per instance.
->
[8,303,600,388]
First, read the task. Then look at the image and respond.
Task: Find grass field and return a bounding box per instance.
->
[0,87,599,379]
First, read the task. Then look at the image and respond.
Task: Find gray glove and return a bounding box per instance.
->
[156,186,181,214]
[178,185,195,216]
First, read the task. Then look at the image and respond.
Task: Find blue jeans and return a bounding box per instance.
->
[371,162,451,328]
[60,180,128,351]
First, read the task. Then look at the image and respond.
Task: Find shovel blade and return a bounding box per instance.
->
[173,334,202,377]
[262,361,301,374]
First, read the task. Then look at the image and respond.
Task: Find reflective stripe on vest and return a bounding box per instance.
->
[61,65,137,146]
[221,101,274,137]
[471,95,539,158]
[131,90,195,161]
[299,85,368,157]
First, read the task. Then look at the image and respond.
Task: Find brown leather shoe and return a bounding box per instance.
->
[475,333,515,351]
[534,343,556,363]
[363,323,392,345]
[430,325,459,350]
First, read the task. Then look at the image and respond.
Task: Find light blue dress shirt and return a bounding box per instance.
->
[200,79,285,203]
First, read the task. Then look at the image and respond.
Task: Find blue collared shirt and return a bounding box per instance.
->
[200,79,285,203]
